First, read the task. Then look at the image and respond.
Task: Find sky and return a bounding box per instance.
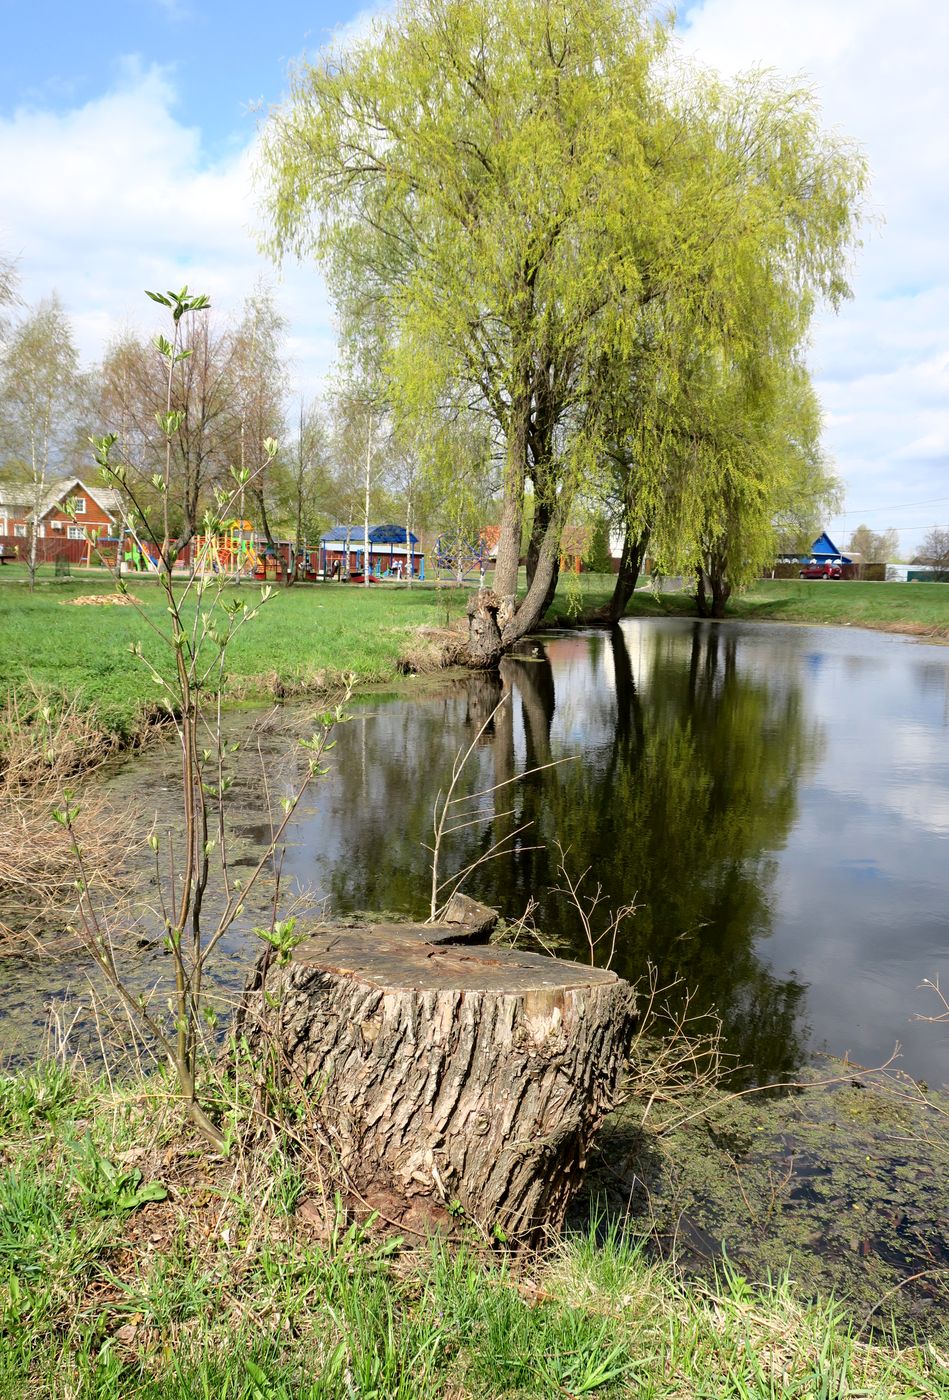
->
[0,0,947,556]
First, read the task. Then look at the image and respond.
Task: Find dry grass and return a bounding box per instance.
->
[61,593,136,607]
[0,686,141,951]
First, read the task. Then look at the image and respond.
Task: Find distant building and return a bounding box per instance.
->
[319,524,424,578]
[0,477,124,542]
[775,531,853,566]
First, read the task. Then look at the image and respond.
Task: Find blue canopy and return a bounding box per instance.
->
[320,524,419,546]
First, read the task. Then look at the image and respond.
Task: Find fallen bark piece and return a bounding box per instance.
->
[241,928,635,1243]
[438,891,499,942]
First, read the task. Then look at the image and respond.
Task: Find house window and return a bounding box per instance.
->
[67,495,86,515]
[68,525,85,540]
[14,524,26,538]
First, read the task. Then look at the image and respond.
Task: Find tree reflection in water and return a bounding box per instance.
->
[323,621,825,1084]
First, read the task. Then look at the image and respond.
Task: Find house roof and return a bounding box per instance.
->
[809,531,852,565]
[320,524,420,546]
[32,477,125,522]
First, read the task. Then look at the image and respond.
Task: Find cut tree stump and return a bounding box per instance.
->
[240,924,635,1243]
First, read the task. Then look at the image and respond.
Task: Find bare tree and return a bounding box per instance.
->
[917,526,949,567]
[328,382,389,580]
[848,523,900,564]
[281,399,331,582]
[0,251,18,333]
[97,312,236,552]
[227,286,289,553]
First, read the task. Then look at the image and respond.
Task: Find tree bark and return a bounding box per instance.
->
[696,561,730,619]
[605,527,648,623]
[464,589,505,667]
[240,926,635,1243]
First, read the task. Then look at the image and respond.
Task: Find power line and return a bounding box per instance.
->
[830,494,949,517]
[829,521,947,534]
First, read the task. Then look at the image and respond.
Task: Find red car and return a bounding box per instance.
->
[799,560,842,579]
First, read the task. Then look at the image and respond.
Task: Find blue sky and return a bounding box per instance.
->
[0,1,359,153]
[1,0,947,555]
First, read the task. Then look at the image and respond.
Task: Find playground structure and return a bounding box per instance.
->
[434,530,487,585]
[318,525,424,581]
[20,512,430,585]
[191,520,259,578]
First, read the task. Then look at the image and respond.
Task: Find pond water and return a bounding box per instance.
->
[3,617,948,1090]
[282,617,949,1091]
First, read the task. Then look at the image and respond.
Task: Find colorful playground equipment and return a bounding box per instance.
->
[318,525,424,580]
[120,527,160,573]
[192,520,260,577]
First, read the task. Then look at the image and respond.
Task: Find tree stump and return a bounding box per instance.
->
[240,926,635,1243]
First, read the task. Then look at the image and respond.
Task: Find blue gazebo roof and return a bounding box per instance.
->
[320,524,420,546]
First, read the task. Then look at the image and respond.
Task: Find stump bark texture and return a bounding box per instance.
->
[241,925,635,1242]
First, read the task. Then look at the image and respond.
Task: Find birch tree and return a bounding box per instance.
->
[0,295,81,590]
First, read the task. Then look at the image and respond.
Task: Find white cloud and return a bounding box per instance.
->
[0,57,334,404]
[678,0,949,553]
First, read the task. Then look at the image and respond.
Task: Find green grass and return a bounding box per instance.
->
[0,577,466,739]
[610,577,949,634]
[0,1062,943,1399]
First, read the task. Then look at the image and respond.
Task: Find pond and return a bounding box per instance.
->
[285,616,949,1092]
[3,616,948,1088]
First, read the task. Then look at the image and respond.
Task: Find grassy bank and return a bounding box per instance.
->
[1,578,468,742]
[617,578,949,638]
[2,574,946,753]
[0,1061,944,1399]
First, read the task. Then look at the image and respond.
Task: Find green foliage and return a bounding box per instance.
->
[584,513,612,574]
[73,1139,167,1216]
[261,0,866,643]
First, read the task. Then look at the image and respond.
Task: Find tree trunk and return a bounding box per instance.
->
[465,589,504,667]
[605,527,648,623]
[526,494,552,591]
[696,559,730,619]
[239,925,635,1243]
[695,568,710,618]
[500,509,563,647]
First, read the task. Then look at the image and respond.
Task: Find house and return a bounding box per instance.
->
[774,531,854,568]
[1,477,125,543]
[319,524,424,578]
[805,531,852,567]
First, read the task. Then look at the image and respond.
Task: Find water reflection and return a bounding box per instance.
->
[315,622,824,1083]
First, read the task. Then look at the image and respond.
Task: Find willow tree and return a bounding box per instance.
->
[593,68,864,622]
[261,0,864,660]
[262,0,676,660]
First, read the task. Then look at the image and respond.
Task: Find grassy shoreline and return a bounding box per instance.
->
[2,575,946,775]
[617,577,949,640]
[0,1061,944,1399]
